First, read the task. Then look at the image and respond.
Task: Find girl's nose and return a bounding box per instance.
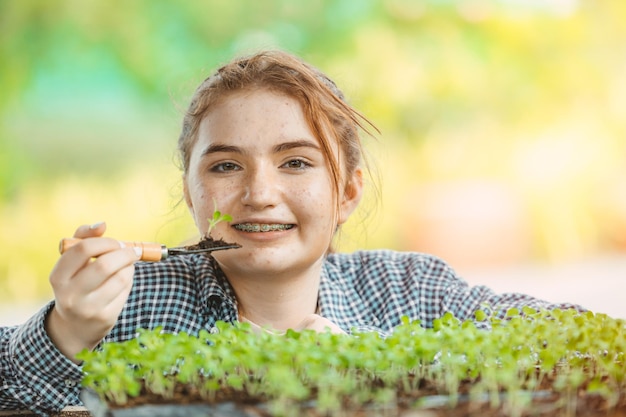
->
[240,165,278,210]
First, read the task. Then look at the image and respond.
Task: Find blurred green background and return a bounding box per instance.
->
[1,0,626,305]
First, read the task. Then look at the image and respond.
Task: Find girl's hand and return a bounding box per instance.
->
[295,314,346,334]
[45,222,141,363]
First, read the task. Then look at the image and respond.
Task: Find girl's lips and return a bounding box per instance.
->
[232,223,295,233]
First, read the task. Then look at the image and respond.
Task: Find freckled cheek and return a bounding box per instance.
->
[291,185,335,227]
[188,191,209,231]
[218,182,240,203]
[202,182,240,212]
[189,178,225,213]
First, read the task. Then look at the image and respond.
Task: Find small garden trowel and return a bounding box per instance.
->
[59,237,240,262]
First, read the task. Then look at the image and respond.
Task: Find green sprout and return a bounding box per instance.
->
[78,309,626,416]
[207,198,232,235]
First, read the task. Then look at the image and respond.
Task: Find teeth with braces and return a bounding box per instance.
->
[234,223,294,232]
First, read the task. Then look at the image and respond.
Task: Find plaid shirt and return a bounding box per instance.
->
[0,250,583,415]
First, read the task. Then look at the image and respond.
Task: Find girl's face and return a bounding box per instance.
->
[183,89,362,279]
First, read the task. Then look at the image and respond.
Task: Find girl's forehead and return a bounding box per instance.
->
[194,89,341,164]
[198,90,316,142]
[214,88,300,113]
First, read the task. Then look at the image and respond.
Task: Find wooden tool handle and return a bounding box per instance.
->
[59,238,166,262]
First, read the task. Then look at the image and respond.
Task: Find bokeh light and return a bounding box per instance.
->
[1,0,625,320]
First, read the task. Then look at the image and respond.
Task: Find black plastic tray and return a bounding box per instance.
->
[80,389,265,417]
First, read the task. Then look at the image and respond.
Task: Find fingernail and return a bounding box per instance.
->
[133,247,143,258]
[89,221,105,230]
[119,241,126,249]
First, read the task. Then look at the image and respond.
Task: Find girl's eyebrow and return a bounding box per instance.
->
[200,143,242,157]
[273,139,321,153]
[200,140,321,157]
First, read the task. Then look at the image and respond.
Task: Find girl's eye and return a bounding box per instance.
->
[282,159,311,170]
[211,162,241,172]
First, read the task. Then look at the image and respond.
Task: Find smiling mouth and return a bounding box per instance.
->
[233,223,295,233]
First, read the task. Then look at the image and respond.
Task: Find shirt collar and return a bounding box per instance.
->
[192,255,238,321]
[193,254,381,331]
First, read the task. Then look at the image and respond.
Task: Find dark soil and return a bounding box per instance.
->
[183,235,240,251]
[99,377,626,417]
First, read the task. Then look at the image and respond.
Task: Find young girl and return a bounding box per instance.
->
[0,50,584,415]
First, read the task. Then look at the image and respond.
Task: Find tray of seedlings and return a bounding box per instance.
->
[79,307,626,417]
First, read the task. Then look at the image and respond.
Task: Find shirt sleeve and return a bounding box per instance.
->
[420,255,586,324]
[0,302,83,415]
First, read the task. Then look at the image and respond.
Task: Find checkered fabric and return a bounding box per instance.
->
[0,250,584,415]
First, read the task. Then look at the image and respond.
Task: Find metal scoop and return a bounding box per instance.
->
[59,237,241,262]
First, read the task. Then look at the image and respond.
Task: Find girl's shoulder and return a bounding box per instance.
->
[325,249,455,282]
[326,249,449,267]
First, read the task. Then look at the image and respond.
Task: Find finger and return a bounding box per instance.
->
[60,262,134,318]
[79,263,135,320]
[51,237,136,289]
[71,247,139,294]
[73,222,107,239]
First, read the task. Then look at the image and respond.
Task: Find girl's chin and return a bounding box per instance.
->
[214,247,323,274]
[214,247,287,264]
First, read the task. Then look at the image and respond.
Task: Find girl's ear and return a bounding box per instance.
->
[338,168,363,225]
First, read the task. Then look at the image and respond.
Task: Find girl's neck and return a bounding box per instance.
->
[226,267,321,331]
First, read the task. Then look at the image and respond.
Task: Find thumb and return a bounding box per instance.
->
[73,221,107,239]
